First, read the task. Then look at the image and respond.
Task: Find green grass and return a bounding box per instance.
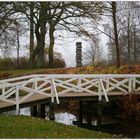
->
[0,115,119,138]
[3,68,53,77]
[0,67,67,79]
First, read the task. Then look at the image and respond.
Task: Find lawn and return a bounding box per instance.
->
[0,115,119,138]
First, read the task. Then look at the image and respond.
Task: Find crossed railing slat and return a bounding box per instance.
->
[0,74,140,114]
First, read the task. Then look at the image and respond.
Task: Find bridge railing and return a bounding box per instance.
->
[0,74,140,114]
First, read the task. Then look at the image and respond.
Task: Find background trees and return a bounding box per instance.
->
[0,1,140,70]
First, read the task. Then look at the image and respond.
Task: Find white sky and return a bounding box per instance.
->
[55,31,109,67]
[54,19,109,67]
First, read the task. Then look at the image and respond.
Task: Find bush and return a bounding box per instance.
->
[52,58,66,68]
[0,57,15,70]
[0,72,10,79]
[19,57,29,69]
[12,57,29,69]
[0,57,29,71]
[46,58,66,68]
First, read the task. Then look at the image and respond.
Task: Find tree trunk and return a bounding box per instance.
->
[127,15,131,64]
[112,2,121,68]
[29,2,34,68]
[133,27,137,63]
[16,24,20,69]
[36,42,45,68]
[48,27,55,68]
[34,2,47,68]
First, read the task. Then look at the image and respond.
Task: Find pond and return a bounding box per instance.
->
[3,107,77,126]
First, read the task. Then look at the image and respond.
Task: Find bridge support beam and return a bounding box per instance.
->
[87,102,92,126]
[38,104,46,118]
[30,105,38,117]
[97,101,103,129]
[49,103,55,120]
[78,101,93,126]
[30,104,46,118]
[79,101,83,124]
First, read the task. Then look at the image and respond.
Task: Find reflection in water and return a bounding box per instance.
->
[55,112,76,125]
[3,107,30,116]
[3,107,76,126]
[20,107,31,116]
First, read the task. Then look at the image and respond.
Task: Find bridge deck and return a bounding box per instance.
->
[0,92,135,111]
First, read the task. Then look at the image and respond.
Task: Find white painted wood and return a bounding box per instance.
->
[109,78,129,89]
[0,74,139,110]
[4,89,16,99]
[21,86,51,97]
[55,78,98,95]
[3,87,15,97]
[129,77,132,92]
[2,82,5,98]
[51,79,55,103]
[77,78,82,92]
[81,78,99,88]
[16,85,20,115]
[99,78,109,102]
[98,80,102,101]
[133,77,136,89]
[104,78,129,93]
[52,78,60,104]
[106,78,109,91]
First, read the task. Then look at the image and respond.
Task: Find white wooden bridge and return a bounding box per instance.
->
[0,74,140,114]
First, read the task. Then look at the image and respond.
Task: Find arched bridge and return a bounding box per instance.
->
[0,74,140,114]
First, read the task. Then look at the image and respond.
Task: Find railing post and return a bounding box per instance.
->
[133,77,136,90]
[129,77,132,92]
[99,78,109,102]
[106,78,109,90]
[1,82,5,98]
[16,85,20,115]
[51,78,60,104]
[34,76,38,90]
[98,79,102,101]
[51,78,55,103]
[77,78,82,92]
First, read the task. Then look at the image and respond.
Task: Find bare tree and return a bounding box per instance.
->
[29,2,34,68]
[83,35,100,65]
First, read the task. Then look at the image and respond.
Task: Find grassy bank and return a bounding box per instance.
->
[0,115,119,138]
[0,65,140,80]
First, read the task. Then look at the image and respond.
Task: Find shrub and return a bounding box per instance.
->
[0,57,15,70]
[0,72,10,79]
[12,57,29,69]
[18,57,28,69]
[46,58,66,68]
[52,58,66,68]
[0,57,29,71]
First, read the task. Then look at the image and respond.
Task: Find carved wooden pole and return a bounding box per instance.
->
[76,42,83,67]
